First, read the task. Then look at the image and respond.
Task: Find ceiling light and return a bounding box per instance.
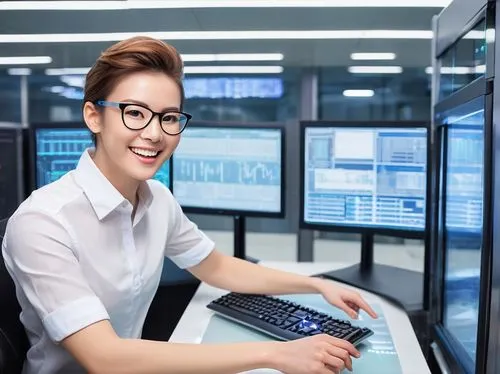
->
[0,56,52,64]
[348,66,403,74]
[350,53,396,60]
[45,68,91,75]
[425,65,486,75]
[127,0,452,8]
[183,66,284,74]
[0,1,126,10]
[181,53,283,62]
[343,89,375,97]
[0,30,435,43]
[44,66,284,75]
[0,0,454,10]
[7,68,32,75]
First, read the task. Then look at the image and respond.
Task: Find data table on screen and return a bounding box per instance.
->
[173,127,282,214]
[303,127,427,232]
[35,128,170,188]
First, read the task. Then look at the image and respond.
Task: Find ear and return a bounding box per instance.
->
[83,101,102,135]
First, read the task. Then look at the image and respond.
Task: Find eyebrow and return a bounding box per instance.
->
[121,99,180,112]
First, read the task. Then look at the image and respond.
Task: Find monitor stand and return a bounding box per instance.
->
[233,216,259,263]
[315,233,424,312]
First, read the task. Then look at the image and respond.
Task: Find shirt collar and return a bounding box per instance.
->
[74,149,153,221]
[133,181,154,226]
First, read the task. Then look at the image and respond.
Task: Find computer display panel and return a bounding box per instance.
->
[300,122,428,236]
[0,125,23,218]
[172,123,285,217]
[32,123,172,190]
[437,96,485,373]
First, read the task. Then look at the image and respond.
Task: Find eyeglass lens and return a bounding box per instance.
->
[123,104,187,134]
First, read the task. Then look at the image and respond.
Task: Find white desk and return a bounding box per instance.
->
[170,261,431,374]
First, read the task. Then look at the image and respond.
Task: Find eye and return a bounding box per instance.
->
[126,109,143,118]
[162,114,180,123]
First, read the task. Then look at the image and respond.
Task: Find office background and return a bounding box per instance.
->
[1,1,495,373]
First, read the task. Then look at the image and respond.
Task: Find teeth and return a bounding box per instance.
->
[131,147,159,157]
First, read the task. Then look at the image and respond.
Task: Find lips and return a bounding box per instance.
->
[129,147,161,158]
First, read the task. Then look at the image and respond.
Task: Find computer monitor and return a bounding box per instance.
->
[436,97,485,373]
[30,123,172,190]
[172,122,285,218]
[300,121,428,237]
[0,124,24,219]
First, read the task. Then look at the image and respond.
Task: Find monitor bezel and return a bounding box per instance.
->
[28,121,173,192]
[172,120,286,218]
[299,120,429,239]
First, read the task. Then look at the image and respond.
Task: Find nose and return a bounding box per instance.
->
[141,113,163,143]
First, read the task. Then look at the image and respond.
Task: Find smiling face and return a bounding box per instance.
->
[83,70,182,197]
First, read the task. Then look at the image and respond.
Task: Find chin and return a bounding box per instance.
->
[129,169,158,182]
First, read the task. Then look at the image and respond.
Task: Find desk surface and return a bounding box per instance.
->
[170,261,430,374]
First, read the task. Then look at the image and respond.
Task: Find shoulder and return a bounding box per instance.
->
[146,179,183,218]
[18,172,83,217]
[146,179,176,205]
[6,173,82,243]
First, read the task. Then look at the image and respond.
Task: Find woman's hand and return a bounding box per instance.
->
[317,280,378,320]
[272,334,360,374]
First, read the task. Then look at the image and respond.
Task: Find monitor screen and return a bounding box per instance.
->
[173,126,283,215]
[302,125,427,232]
[440,97,484,370]
[34,127,171,189]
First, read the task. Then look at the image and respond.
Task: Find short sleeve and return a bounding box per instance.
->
[165,199,215,269]
[2,211,109,343]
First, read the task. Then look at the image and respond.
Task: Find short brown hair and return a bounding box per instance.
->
[83,36,185,145]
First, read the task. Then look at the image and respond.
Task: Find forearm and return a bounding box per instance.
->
[95,338,278,374]
[195,253,323,295]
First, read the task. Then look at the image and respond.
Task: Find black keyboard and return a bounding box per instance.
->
[207,292,374,346]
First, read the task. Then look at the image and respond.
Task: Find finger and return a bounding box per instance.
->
[349,295,378,319]
[323,334,360,358]
[322,355,346,372]
[337,300,359,319]
[326,346,353,371]
[325,365,342,374]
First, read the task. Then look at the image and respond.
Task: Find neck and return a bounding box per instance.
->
[91,148,140,206]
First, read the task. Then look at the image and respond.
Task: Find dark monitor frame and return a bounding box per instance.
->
[299,120,430,240]
[0,123,25,217]
[27,121,173,192]
[172,120,286,219]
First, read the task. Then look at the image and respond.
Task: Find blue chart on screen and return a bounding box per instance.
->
[173,127,281,213]
[303,127,427,231]
[35,129,170,188]
[445,126,483,233]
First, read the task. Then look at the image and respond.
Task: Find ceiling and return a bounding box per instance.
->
[0,5,445,70]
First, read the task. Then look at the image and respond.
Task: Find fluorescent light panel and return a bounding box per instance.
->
[45,66,283,75]
[0,0,454,10]
[348,66,403,74]
[343,89,374,97]
[350,53,396,60]
[425,65,486,75]
[45,67,91,75]
[7,68,32,75]
[181,53,283,62]
[0,30,436,43]
[184,66,283,74]
[0,56,52,64]
[127,0,453,8]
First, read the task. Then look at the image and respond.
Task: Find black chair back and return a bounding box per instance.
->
[0,217,29,374]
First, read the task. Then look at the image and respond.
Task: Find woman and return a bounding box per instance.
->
[2,36,377,374]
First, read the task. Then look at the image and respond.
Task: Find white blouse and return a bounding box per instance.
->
[2,149,215,374]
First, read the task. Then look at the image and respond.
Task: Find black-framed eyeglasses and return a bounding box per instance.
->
[95,100,192,135]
